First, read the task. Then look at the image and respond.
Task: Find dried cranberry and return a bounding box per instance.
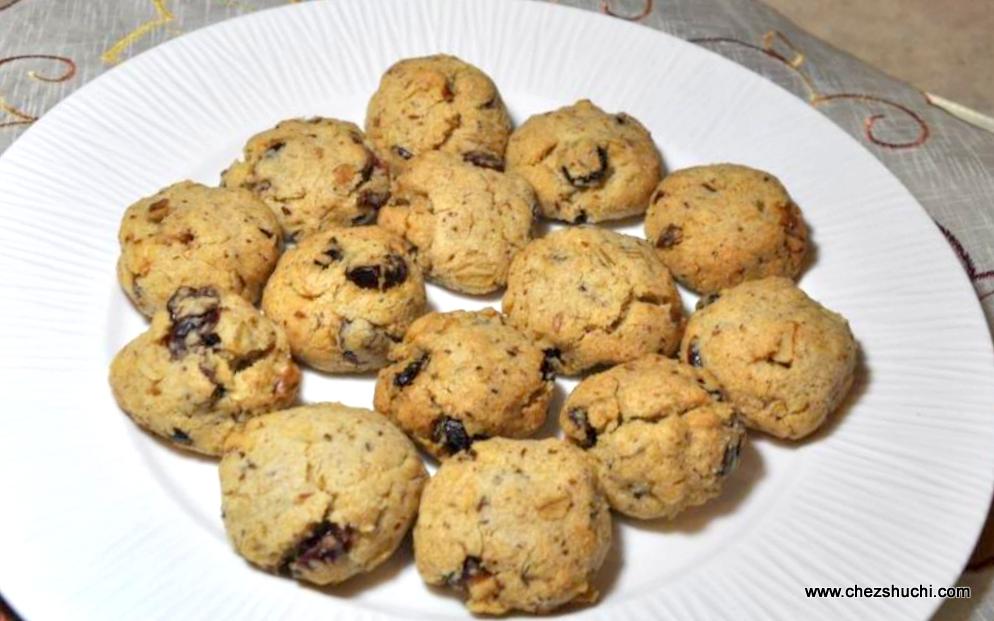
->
[171,428,192,444]
[540,348,561,381]
[718,437,742,477]
[687,340,703,367]
[567,408,597,448]
[446,556,488,589]
[281,522,355,576]
[164,287,221,359]
[656,224,683,249]
[394,353,429,388]
[462,151,504,171]
[432,416,478,455]
[562,146,608,188]
[346,265,381,289]
[382,255,408,289]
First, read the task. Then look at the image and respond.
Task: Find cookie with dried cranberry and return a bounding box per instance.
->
[645,164,809,294]
[220,403,427,586]
[117,181,282,317]
[414,438,612,614]
[261,225,426,372]
[373,309,553,459]
[505,99,662,223]
[377,151,535,294]
[680,277,857,440]
[365,54,512,172]
[109,286,300,456]
[561,355,745,519]
[221,117,390,242]
[502,227,685,375]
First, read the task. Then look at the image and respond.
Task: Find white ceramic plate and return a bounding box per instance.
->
[1,1,993,619]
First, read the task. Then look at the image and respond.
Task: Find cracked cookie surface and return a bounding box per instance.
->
[110,286,300,456]
[561,355,745,519]
[414,437,612,614]
[645,164,809,294]
[502,227,685,375]
[219,403,427,585]
[373,309,553,459]
[365,54,512,172]
[377,151,536,294]
[221,117,390,242]
[505,99,662,223]
[680,277,857,440]
[261,225,427,373]
[117,181,282,317]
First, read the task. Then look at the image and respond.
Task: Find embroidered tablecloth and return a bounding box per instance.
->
[2,0,993,619]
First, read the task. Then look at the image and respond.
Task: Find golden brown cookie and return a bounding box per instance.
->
[117,181,281,317]
[110,286,300,456]
[261,226,426,373]
[644,164,808,294]
[505,99,662,223]
[502,227,685,375]
[680,277,857,439]
[373,309,553,458]
[377,151,535,294]
[219,403,427,586]
[414,437,612,614]
[221,117,390,241]
[365,54,512,172]
[561,355,745,519]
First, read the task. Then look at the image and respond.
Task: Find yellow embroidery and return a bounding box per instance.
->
[101,0,175,65]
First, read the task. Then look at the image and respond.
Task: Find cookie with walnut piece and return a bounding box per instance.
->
[261,225,427,373]
[219,403,427,586]
[109,286,300,456]
[221,117,391,242]
[414,437,612,614]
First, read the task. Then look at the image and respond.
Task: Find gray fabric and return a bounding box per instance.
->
[1,0,992,617]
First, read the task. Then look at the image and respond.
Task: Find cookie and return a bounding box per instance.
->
[505,99,662,223]
[680,277,857,439]
[377,151,535,294]
[110,286,300,456]
[117,181,282,317]
[644,164,808,294]
[414,437,612,614]
[561,355,745,519]
[221,117,390,242]
[219,403,427,586]
[502,227,685,375]
[373,309,553,459]
[365,54,512,172]
[261,225,426,372]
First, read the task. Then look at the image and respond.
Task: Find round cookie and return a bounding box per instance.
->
[365,54,512,172]
[110,286,301,456]
[561,355,745,519]
[219,403,427,586]
[502,227,685,375]
[644,164,809,294]
[374,309,554,458]
[117,181,282,316]
[505,99,662,223]
[377,151,535,294]
[414,437,612,614]
[680,277,857,439]
[261,225,426,372]
[221,117,391,242]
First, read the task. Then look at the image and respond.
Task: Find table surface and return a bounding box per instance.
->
[2,0,993,619]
